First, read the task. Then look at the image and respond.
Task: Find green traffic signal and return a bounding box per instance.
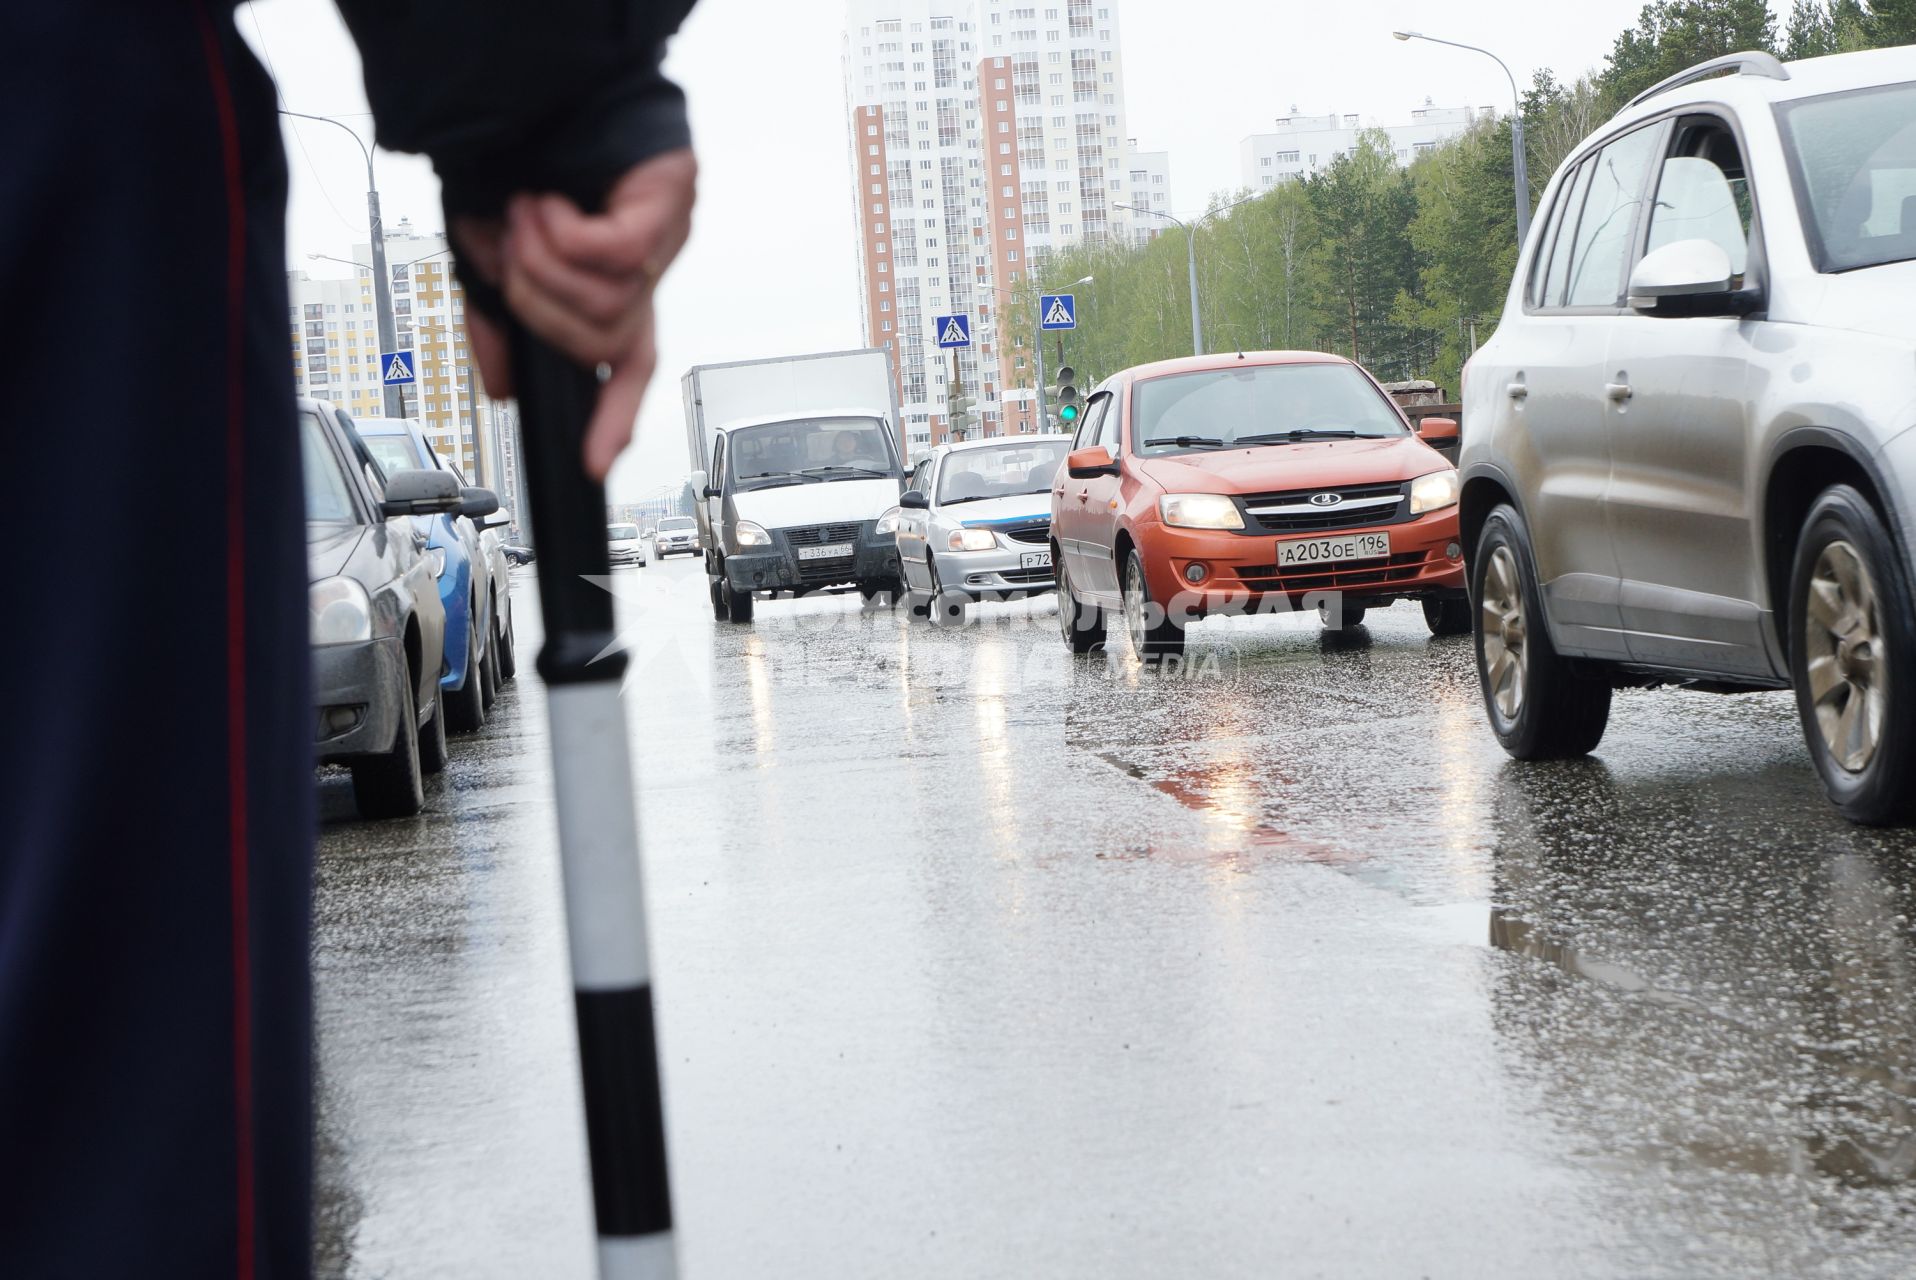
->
[1059,403,1079,424]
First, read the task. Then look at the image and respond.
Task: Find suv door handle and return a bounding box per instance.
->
[1605,381,1633,402]
[1506,381,1528,400]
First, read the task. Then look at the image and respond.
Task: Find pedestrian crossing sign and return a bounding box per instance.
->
[1040,294,1077,330]
[381,350,416,385]
[935,313,971,348]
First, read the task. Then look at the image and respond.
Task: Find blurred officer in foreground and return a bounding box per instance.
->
[0,2,697,1275]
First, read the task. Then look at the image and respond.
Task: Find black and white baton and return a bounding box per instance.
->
[510,322,676,1279]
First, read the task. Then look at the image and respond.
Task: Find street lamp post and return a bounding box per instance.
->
[1392,30,1532,249]
[281,110,405,418]
[1117,205,1200,356]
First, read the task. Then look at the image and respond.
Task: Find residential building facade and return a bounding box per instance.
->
[1123,140,1171,246]
[1239,101,1493,190]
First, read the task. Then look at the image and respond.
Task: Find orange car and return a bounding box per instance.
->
[1050,351,1468,659]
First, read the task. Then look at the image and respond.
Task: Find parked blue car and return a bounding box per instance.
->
[353,417,516,732]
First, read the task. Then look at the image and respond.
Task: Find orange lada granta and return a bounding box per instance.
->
[1050,351,1468,660]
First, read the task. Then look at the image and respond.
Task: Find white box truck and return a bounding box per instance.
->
[683,348,906,623]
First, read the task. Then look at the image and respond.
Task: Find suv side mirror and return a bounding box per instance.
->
[381,468,462,518]
[1066,445,1119,479]
[458,486,501,520]
[1417,417,1460,445]
[899,490,931,510]
[1627,239,1738,313]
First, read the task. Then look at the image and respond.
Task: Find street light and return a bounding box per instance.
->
[1116,205,1200,356]
[281,109,406,417]
[1392,30,1532,249]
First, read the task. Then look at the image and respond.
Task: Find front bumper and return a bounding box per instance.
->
[1139,509,1466,616]
[657,536,698,554]
[609,547,644,564]
[937,544,1056,597]
[724,523,896,593]
[314,635,405,762]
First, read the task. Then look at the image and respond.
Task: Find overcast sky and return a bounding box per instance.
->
[244,0,1789,502]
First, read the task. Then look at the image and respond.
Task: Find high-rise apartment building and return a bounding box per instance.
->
[843,0,1135,461]
[287,219,521,508]
[1123,140,1170,246]
[1240,101,1493,191]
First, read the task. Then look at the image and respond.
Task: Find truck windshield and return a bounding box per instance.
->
[937,440,1070,504]
[1132,362,1407,457]
[728,418,896,489]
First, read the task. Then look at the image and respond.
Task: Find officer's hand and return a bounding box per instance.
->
[457,147,697,481]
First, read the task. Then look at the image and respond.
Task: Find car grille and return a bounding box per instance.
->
[998,567,1054,585]
[785,521,864,546]
[1001,521,1051,545]
[1235,550,1435,595]
[1238,482,1407,533]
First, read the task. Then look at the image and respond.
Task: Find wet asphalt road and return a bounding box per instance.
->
[315,555,1916,1278]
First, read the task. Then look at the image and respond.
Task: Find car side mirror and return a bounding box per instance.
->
[381,468,462,518]
[1417,417,1460,445]
[458,486,501,520]
[1066,445,1119,479]
[1627,238,1736,313]
[480,507,513,530]
[899,490,931,510]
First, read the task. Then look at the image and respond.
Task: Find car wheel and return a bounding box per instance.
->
[927,556,968,628]
[446,619,486,733]
[1318,601,1368,631]
[418,682,449,775]
[727,586,755,624]
[710,575,729,621]
[1423,596,1471,637]
[1473,504,1610,759]
[1123,549,1185,661]
[496,614,516,682]
[1056,551,1105,653]
[479,615,500,711]
[1788,485,1916,825]
[351,664,425,819]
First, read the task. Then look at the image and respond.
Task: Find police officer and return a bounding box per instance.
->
[0,2,698,1275]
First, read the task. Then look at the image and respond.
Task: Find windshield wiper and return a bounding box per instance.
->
[939,494,1002,506]
[737,471,822,489]
[801,466,891,479]
[1236,429,1362,444]
[1145,436,1227,449]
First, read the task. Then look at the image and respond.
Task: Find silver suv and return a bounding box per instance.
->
[1460,46,1916,823]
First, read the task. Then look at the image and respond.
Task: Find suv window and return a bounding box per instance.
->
[1646,118,1755,282]
[1563,125,1662,307]
[1777,81,1916,273]
[1537,160,1596,308]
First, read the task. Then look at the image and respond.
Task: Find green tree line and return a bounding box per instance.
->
[1015,0,1914,402]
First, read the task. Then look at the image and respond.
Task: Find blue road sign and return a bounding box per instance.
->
[381,350,416,385]
[1039,293,1077,330]
[934,313,971,348]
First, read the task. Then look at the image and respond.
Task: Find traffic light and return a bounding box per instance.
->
[947,390,976,439]
[1049,366,1081,428]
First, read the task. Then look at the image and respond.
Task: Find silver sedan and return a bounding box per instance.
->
[890,435,1072,624]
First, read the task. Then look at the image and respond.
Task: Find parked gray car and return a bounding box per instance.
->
[1459,46,1916,823]
[305,399,462,819]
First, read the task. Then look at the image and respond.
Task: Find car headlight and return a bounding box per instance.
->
[1158,493,1244,530]
[876,506,902,536]
[310,576,372,645]
[733,520,772,547]
[427,549,447,579]
[1409,468,1460,516]
[949,528,998,552]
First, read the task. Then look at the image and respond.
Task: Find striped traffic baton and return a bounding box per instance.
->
[509,320,676,1279]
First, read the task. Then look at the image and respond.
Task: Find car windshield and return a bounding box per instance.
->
[302,411,357,522]
[1777,80,1916,273]
[936,440,1069,504]
[607,524,639,541]
[727,417,897,489]
[660,518,695,531]
[1131,362,1407,456]
[358,431,430,477]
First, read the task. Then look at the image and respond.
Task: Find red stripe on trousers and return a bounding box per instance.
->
[191,4,255,1275]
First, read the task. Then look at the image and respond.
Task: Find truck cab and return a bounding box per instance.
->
[696,411,904,622]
